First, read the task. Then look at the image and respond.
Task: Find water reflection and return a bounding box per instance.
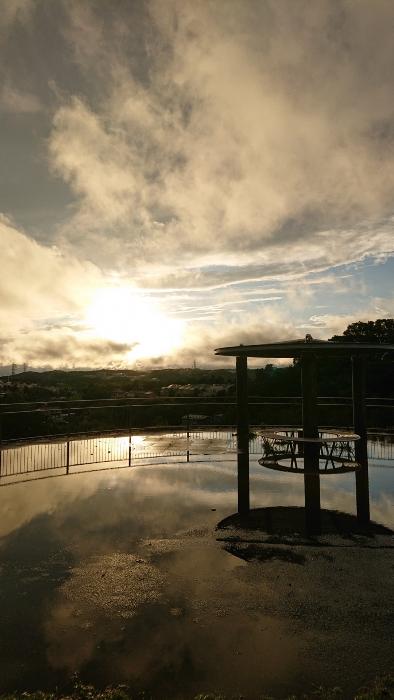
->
[0,431,238,481]
[0,436,393,697]
[2,452,393,539]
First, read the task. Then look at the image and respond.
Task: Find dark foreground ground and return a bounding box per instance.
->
[0,458,393,699]
[0,675,393,700]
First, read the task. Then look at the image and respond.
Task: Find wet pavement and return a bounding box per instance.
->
[0,448,393,698]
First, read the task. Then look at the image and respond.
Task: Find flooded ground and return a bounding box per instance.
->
[0,433,393,698]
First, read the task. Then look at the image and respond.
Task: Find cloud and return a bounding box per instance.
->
[0,83,42,114]
[302,297,394,338]
[2,328,134,367]
[2,1,394,370]
[0,0,35,34]
[0,216,108,365]
[143,306,301,368]
[46,0,394,282]
[50,98,139,227]
[0,215,101,327]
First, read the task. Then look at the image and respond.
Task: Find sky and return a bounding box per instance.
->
[1,0,394,371]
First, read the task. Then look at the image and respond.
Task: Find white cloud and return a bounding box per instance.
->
[0,216,106,364]
[2,1,394,370]
[46,0,394,282]
[0,215,391,368]
[302,298,394,338]
[50,99,139,226]
[0,215,101,325]
[139,305,301,368]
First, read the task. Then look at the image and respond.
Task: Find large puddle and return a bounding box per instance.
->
[0,433,393,697]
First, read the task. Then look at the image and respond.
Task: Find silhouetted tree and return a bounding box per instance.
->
[328,319,394,402]
[330,318,394,344]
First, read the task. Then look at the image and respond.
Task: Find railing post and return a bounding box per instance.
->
[66,440,70,474]
[236,354,249,515]
[352,355,370,525]
[301,353,321,535]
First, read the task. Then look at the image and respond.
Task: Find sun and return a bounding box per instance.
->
[84,286,185,361]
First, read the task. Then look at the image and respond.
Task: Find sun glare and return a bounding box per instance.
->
[84,287,185,361]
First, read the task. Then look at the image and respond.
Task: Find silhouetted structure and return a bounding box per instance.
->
[215,336,394,535]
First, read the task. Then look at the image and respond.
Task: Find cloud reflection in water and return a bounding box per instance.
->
[0,447,393,696]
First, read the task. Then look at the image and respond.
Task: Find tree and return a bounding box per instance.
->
[330,319,394,344]
[328,319,394,401]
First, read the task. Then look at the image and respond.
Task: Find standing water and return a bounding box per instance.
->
[0,430,393,697]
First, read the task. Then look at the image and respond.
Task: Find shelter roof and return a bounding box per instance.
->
[215,336,394,358]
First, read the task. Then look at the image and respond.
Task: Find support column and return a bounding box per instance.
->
[301,353,321,534]
[352,355,370,525]
[236,354,249,515]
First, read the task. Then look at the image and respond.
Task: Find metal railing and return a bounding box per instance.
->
[0,394,393,440]
[0,396,393,485]
[0,429,229,482]
[0,427,393,487]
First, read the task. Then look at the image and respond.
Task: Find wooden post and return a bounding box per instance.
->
[352,355,370,525]
[301,353,321,534]
[236,354,250,515]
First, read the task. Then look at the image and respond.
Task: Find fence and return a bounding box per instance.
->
[0,396,393,485]
[0,427,393,486]
[0,394,393,444]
